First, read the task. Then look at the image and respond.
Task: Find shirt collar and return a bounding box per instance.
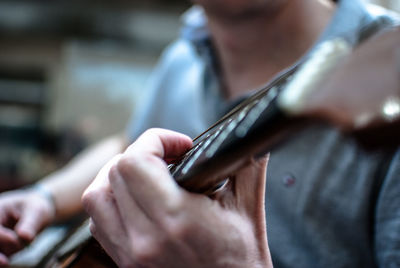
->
[180,6,209,46]
[178,0,395,113]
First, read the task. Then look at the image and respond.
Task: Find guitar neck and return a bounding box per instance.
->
[48,38,353,268]
[169,67,300,193]
[170,38,352,193]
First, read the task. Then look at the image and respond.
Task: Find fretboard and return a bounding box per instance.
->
[169,38,354,193]
[169,66,300,193]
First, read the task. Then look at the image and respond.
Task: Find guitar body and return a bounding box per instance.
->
[40,222,116,268]
[55,237,116,268]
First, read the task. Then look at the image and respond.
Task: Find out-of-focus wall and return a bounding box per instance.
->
[46,9,184,143]
[0,1,188,189]
[362,0,400,12]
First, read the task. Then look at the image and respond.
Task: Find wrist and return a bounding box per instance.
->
[29,183,56,219]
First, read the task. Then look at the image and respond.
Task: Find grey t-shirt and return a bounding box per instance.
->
[126,0,400,267]
[267,125,400,267]
[265,2,400,268]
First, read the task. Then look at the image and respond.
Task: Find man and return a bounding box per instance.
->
[0,0,399,266]
[83,13,400,268]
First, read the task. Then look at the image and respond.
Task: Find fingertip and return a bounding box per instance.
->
[137,128,193,159]
[0,226,19,244]
[0,253,8,266]
[15,219,38,243]
[158,130,193,159]
[15,227,35,243]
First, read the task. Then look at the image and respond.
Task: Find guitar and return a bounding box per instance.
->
[42,35,400,267]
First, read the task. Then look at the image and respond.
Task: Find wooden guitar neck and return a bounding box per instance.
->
[45,38,354,268]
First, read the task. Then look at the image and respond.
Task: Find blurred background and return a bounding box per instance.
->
[0,0,398,192]
[0,0,397,266]
[0,0,189,192]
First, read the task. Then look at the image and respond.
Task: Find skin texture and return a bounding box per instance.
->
[0,1,335,264]
[0,190,54,264]
[82,129,272,268]
[202,0,336,99]
[0,134,128,266]
[3,0,399,266]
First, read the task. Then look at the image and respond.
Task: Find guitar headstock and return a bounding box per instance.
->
[170,34,400,193]
[279,35,400,132]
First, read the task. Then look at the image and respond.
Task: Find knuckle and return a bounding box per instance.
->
[88,220,98,237]
[116,154,138,178]
[162,217,191,240]
[108,164,121,184]
[163,191,186,215]
[132,237,162,264]
[143,128,160,137]
[81,190,99,213]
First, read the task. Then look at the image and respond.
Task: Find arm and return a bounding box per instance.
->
[82,128,272,268]
[41,133,128,220]
[0,133,128,265]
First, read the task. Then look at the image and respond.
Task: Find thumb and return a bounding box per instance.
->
[216,155,270,260]
[231,155,268,219]
[216,155,268,235]
[216,155,268,219]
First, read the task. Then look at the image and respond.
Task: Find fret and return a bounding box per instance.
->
[48,39,359,268]
[169,91,270,181]
[235,86,278,138]
[170,66,297,192]
[181,124,223,175]
[170,93,263,179]
[171,118,230,177]
[205,99,257,158]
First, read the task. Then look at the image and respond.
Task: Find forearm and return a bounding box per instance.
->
[40,133,129,220]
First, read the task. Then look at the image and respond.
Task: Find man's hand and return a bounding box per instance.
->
[0,188,55,266]
[82,128,272,268]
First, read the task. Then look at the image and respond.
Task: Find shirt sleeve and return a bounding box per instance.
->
[124,38,207,143]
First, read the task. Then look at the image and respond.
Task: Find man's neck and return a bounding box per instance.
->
[206,0,336,99]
